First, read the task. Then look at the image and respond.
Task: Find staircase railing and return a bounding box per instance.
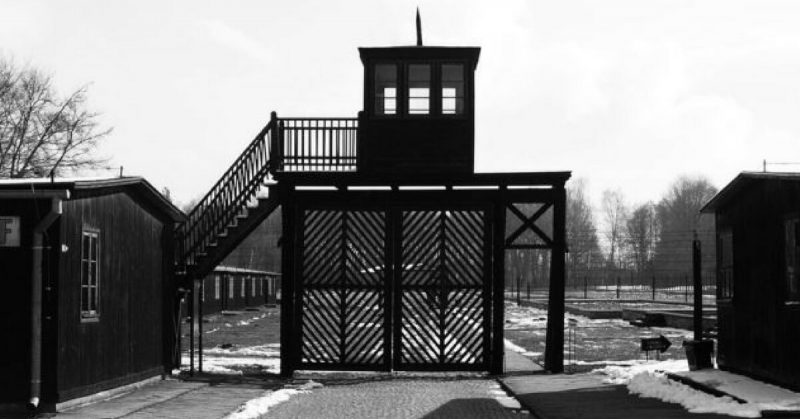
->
[178,115,274,272]
[177,113,361,277]
[275,117,359,172]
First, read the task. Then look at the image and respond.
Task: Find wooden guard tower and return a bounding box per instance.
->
[176,36,570,376]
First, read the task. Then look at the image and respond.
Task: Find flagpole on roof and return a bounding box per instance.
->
[416,7,423,46]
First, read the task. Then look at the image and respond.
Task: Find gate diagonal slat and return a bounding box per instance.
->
[400,292,440,363]
[402,220,440,263]
[301,290,341,363]
[299,209,387,369]
[349,212,385,251]
[402,250,440,286]
[303,223,342,285]
[303,211,341,248]
[397,209,489,369]
[402,213,440,256]
[345,245,384,286]
[344,291,383,363]
[302,291,341,350]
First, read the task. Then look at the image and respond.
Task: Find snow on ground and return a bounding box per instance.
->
[676,369,800,412]
[628,371,761,417]
[223,380,323,419]
[593,359,688,385]
[504,338,543,357]
[180,343,281,375]
[594,360,763,417]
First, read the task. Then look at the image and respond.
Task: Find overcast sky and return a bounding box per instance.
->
[3,0,800,211]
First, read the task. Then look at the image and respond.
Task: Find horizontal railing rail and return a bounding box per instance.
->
[275,117,358,172]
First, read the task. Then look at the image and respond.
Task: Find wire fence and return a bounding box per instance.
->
[504,233,717,305]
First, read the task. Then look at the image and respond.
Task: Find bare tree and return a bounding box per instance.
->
[653,176,717,280]
[0,59,110,178]
[625,201,658,276]
[566,179,602,280]
[601,189,628,269]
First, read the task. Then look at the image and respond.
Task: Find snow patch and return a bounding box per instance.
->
[504,339,542,357]
[628,372,760,417]
[676,369,800,412]
[594,360,765,417]
[223,380,323,419]
[593,359,687,384]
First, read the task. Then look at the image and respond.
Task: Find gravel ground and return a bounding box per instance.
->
[265,378,532,419]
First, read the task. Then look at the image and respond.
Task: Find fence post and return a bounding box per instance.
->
[583,276,588,299]
[616,276,621,299]
[684,274,689,302]
[651,275,656,301]
[516,276,521,305]
[692,233,703,341]
[526,277,530,300]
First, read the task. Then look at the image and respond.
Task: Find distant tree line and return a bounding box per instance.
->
[506,175,718,289]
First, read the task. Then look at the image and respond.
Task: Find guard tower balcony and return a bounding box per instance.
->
[270,45,480,177]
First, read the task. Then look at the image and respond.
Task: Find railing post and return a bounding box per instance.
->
[270,111,279,171]
[652,275,656,301]
[356,111,364,171]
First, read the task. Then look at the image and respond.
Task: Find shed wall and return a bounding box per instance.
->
[716,180,800,390]
[56,191,172,400]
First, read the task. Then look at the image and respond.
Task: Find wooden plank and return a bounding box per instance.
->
[279,186,295,377]
[544,184,566,373]
[491,197,506,375]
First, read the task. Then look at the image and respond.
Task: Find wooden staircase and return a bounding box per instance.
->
[176,114,279,283]
[176,112,360,283]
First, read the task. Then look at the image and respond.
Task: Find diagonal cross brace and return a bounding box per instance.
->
[505,203,554,248]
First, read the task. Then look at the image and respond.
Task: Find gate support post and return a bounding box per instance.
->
[490,197,506,375]
[544,184,566,373]
[280,188,295,378]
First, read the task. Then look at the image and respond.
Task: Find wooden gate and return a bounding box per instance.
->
[296,206,491,371]
[297,209,390,370]
[395,209,491,370]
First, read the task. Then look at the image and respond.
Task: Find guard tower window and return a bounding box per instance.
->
[375,64,397,115]
[408,64,431,114]
[441,64,464,115]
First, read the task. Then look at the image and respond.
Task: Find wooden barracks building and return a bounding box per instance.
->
[702,172,800,390]
[0,177,183,410]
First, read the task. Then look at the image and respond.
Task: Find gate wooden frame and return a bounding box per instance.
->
[278,172,569,376]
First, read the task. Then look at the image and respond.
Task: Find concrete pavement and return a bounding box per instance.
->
[500,373,732,419]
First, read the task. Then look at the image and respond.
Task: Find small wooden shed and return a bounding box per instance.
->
[701,172,800,390]
[0,177,184,410]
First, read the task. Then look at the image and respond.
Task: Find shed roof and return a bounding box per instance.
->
[0,176,185,221]
[701,171,800,213]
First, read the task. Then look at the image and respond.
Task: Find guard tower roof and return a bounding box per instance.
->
[358,46,481,69]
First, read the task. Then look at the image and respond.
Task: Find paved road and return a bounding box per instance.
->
[268,377,531,419]
[54,378,278,419]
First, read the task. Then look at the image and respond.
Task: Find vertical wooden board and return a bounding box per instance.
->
[56,191,168,398]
